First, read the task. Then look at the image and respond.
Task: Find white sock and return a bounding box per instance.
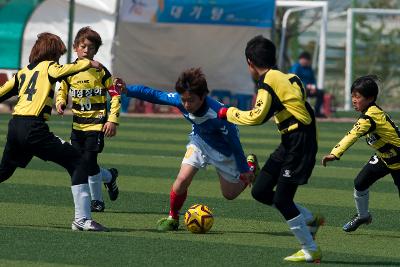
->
[89,172,103,201]
[71,184,91,221]
[287,214,317,251]
[295,203,314,223]
[354,188,369,218]
[100,167,112,183]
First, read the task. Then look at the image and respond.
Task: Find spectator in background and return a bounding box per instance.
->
[289,51,326,118]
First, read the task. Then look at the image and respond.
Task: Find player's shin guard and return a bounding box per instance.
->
[169,188,187,219]
[295,203,313,223]
[100,167,112,183]
[88,172,103,201]
[354,188,369,218]
[71,184,91,221]
[287,214,317,251]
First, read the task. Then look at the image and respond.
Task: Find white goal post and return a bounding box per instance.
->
[276,1,328,91]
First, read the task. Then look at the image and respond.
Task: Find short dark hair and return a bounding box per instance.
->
[74,26,102,52]
[351,75,379,101]
[299,51,312,61]
[245,35,276,68]
[175,68,209,97]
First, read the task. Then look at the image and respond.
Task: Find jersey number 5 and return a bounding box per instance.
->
[19,71,39,101]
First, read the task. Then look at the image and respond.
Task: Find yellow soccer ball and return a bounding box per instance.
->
[184,204,214,234]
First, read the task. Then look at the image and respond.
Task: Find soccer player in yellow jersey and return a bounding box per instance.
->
[56,27,121,212]
[218,35,322,263]
[322,75,400,232]
[0,32,107,231]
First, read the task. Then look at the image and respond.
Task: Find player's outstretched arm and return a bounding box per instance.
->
[125,85,180,107]
[48,59,92,79]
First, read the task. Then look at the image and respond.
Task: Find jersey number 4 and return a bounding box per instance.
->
[18,71,39,101]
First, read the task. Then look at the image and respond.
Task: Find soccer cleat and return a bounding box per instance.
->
[91,200,105,212]
[104,168,119,201]
[247,154,260,178]
[284,247,322,263]
[71,219,109,232]
[157,217,179,232]
[307,214,325,239]
[342,213,372,232]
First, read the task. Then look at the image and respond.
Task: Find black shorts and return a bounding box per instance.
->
[1,116,81,169]
[70,129,104,153]
[355,155,400,190]
[262,125,317,185]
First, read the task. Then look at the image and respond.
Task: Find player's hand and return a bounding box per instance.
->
[90,60,103,70]
[108,77,126,96]
[322,154,337,167]
[103,121,117,137]
[56,103,66,115]
[307,84,317,94]
[239,171,255,187]
[217,107,228,119]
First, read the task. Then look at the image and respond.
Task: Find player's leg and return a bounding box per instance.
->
[274,181,320,263]
[157,163,198,231]
[84,131,119,202]
[213,153,249,200]
[33,129,107,231]
[217,173,247,200]
[343,155,388,232]
[251,146,283,205]
[82,150,105,212]
[0,118,32,183]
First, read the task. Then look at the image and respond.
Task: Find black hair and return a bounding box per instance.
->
[175,67,209,97]
[245,35,276,68]
[298,51,312,60]
[351,75,379,101]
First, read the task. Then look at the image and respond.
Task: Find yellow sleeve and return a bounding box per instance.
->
[108,95,121,124]
[48,59,91,78]
[330,117,372,158]
[55,80,68,107]
[0,75,17,101]
[226,89,272,125]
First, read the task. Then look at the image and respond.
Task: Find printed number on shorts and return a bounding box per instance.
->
[369,155,379,165]
[184,146,195,159]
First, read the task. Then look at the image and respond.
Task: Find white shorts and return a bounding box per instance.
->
[181,136,241,183]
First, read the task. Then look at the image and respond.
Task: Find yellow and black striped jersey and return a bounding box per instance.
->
[331,104,400,169]
[226,69,313,134]
[0,60,91,120]
[56,64,121,131]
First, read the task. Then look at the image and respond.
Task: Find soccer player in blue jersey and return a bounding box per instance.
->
[123,68,256,231]
[322,75,400,232]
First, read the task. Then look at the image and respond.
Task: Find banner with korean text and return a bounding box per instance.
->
[114,0,276,94]
[120,0,275,28]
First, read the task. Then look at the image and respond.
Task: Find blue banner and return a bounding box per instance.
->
[121,0,275,28]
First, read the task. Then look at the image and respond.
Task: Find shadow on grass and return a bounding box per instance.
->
[0,223,70,231]
[348,232,400,239]
[323,260,400,266]
[104,210,166,215]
